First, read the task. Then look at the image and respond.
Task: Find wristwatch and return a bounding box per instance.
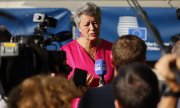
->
[163,87,180,97]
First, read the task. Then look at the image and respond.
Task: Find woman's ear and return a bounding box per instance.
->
[114,99,122,108]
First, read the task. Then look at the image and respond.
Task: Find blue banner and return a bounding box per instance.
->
[100,7,180,61]
[1,7,180,61]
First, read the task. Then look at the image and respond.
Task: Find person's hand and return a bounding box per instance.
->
[97,83,104,87]
[86,74,94,88]
[155,54,180,92]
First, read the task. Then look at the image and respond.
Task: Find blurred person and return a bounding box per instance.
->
[113,63,160,108]
[111,35,147,73]
[61,2,114,108]
[78,35,147,108]
[170,34,180,108]
[155,34,180,94]
[156,34,180,108]
[0,25,12,108]
[7,74,82,108]
[155,54,180,108]
[1,50,72,108]
[170,34,180,56]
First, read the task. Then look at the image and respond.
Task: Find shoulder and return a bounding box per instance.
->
[101,39,112,45]
[85,84,112,95]
[61,40,77,50]
[100,39,112,48]
[98,39,112,51]
[79,84,114,108]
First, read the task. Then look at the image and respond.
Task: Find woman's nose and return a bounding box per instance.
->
[89,23,95,30]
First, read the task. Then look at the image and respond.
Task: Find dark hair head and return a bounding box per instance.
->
[112,35,147,69]
[169,34,180,55]
[113,63,160,108]
[170,34,180,47]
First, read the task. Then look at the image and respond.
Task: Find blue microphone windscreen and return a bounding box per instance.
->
[95,59,107,75]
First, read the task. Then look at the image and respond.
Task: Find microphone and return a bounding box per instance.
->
[95,59,107,86]
[55,31,72,42]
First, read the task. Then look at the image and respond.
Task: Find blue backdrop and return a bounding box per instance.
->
[99,7,180,61]
[1,7,180,61]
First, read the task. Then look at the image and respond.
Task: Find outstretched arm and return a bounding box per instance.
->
[155,54,180,108]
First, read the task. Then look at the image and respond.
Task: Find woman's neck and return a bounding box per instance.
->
[77,37,101,60]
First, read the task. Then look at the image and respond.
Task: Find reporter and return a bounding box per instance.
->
[155,54,180,93]
[7,75,82,108]
[155,54,180,108]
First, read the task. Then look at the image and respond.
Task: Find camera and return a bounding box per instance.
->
[33,13,57,33]
[33,13,46,23]
[0,13,72,95]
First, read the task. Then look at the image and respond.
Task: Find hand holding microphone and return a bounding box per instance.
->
[95,59,107,86]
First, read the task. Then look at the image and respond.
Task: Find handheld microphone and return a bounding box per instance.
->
[95,59,107,86]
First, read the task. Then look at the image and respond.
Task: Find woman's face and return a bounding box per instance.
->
[78,14,100,41]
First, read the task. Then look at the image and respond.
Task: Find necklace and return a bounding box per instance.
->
[77,37,101,59]
[85,47,96,60]
[88,48,95,59]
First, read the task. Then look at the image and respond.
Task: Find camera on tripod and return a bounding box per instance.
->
[0,12,72,95]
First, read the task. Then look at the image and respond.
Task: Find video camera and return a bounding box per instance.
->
[0,13,72,95]
[33,13,57,32]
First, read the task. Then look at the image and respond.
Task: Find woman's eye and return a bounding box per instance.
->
[84,24,89,26]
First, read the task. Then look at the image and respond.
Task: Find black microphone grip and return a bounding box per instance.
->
[99,75,105,85]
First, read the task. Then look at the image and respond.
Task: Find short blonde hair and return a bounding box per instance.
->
[74,2,101,27]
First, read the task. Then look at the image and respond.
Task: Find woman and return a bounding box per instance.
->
[61,2,114,108]
[61,2,114,87]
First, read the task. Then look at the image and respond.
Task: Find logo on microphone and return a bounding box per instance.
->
[95,63,107,71]
[117,16,147,41]
[95,59,107,75]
